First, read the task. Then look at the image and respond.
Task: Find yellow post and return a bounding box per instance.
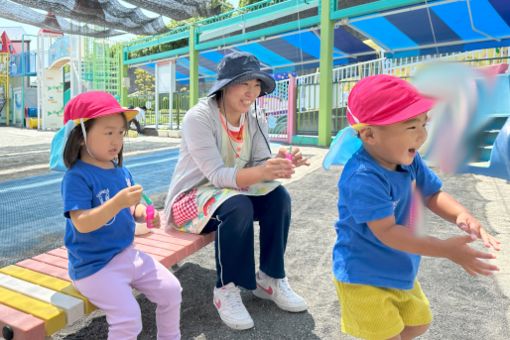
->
[189,25,199,107]
[0,52,10,126]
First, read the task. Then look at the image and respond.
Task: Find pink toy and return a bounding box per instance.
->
[146,205,155,229]
[142,193,155,229]
[286,145,293,161]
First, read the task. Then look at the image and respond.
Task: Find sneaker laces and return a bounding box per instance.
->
[222,285,246,312]
[276,277,297,299]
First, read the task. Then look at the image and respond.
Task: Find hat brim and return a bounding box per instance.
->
[207,71,276,97]
[372,97,436,126]
[71,108,139,125]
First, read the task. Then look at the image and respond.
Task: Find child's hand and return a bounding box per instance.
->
[115,185,143,209]
[444,235,499,276]
[456,212,501,251]
[145,208,161,229]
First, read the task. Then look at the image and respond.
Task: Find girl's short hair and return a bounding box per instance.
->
[63,114,128,168]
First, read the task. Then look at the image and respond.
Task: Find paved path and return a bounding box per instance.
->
[0,147,182,267]
[0,127,180,181]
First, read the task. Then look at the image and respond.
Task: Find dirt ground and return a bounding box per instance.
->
[53,168,510,340]
[1,127,507,339]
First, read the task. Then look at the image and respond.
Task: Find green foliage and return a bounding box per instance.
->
[212,0,235,13]
[239,0,262,8]
[133,68,155,98]
[127,1,234,60]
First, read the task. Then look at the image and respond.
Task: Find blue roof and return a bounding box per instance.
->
[170,0,510,81]
[350,0,510,57]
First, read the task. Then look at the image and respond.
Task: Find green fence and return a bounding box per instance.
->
[126,92,192,129]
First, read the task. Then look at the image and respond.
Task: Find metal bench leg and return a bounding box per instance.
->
[2,325,14,340]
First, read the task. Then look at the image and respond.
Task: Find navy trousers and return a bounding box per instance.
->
[201,185,291,290]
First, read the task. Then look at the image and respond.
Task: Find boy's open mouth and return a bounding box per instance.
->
[408,148,416,154]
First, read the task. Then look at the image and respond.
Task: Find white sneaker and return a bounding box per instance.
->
[253,271,308,312]
[213,282,254,330]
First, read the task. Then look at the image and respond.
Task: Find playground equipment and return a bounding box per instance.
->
[33,32,122,129]
[413,62,510,180]
[36,32,90,129]
[464,73,510,180]
[0,28,123,130]
[0,32,11,125]
[323,64,510,181]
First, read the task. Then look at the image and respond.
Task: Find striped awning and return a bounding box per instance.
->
[347,0,510,57]
[166,0,510,82]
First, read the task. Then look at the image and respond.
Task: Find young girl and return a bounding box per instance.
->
[58,91,181,339]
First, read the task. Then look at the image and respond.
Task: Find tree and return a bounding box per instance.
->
[133,68,155,99]
[239,0,263,8]
[127,1,235,59]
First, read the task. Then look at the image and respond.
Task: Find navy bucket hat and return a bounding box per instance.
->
[207,52,276,97]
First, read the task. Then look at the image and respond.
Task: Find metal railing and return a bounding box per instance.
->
[294,48,510,137]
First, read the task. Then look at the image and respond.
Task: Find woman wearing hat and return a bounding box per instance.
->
[164,52,309,330]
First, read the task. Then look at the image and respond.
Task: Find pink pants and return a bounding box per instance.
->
[73,245,182,340]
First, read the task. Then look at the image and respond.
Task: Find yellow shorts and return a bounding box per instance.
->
[334,279,432,340]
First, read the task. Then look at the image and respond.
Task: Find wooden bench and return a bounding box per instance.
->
[0,226,214,340]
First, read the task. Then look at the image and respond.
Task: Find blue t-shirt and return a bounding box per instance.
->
[333,148,442,289]
[61,160,135,280]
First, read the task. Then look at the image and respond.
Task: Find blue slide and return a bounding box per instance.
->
[466,116,510,180]
[463,73,510,180]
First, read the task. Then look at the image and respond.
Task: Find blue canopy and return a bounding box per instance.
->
[349,0,510,57]
[170,0,510,82]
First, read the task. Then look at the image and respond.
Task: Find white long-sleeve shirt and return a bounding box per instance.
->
[163,96,272,227]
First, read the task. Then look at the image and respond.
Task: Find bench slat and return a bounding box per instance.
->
[0,286,66,336]
[32,254,69,269]
[139,231,196,247]
[151,229,215,254]
[0,265,95,314]
[47,248,68,259]
[0,273,84,325]
[134,236,183,252]
[0,304,45,340]
[16,259,71,281]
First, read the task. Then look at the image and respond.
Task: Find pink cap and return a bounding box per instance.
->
[64,91,138,124]
[346,75,435,126]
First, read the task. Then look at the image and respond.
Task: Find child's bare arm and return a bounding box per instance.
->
[70,185,143,233]
[425,191,466,223]
[368,216,499,276]
[132,203,145,223]
[426,191,500,250]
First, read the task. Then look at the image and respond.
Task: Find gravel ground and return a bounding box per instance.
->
[1,127,508,339]
[53,168,510,340]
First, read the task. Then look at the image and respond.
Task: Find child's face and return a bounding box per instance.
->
[361,112,429,170]
[81,114,125,168]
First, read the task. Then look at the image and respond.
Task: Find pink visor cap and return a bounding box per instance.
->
[346,75,436,128]
[64,91,138,124]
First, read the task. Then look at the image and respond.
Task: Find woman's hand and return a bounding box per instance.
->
[260,157,295,181]
[456,212,500,251]
[276,146,310,167]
